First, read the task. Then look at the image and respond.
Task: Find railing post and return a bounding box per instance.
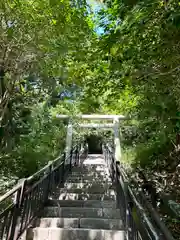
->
[46,161,53,198]
[8,178,27,240]
[60,153,65,184]
[69,148,73,172]
[113,117,121,163]
[76,145,79,166]
[65,121,73,162]
[124,181,131,240]
[8,188,21,240]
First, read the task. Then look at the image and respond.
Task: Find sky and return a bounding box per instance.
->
[87,0,105,35]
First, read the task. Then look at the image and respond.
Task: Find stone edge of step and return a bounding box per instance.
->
[46,199,117,208]
[59,188,116,194]
[31,217,124,230]
[26,227,125,240]
[49,193,116,201]
[42,207,121,219]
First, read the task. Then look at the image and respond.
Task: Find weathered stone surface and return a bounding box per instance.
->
[42,207,121,219]
[103,208,121,219]
[69,168,109,175]
[32,217,123,230]
[70,172,110,179]
[47,200,116,208]
[65,177,112,183]
[59,187,116,194]
[27,228,125,240]
[80,218,123,230]
[64,182,113,189]
[84,200,116,209]
[72,164,108,170]
[104,229,125,240]
[83,200,105,208]
[82,155,106,166]
[47,199,85,207]
[42,207,103,218]
[33,218,79,228]
[57,193,116,201]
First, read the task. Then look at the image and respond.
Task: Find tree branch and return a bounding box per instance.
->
[137,66,180,80]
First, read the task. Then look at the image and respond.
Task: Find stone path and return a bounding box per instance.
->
[26,155,125,240]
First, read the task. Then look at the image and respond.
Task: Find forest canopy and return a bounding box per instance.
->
[0,0,180,237]
[0,0,180,204]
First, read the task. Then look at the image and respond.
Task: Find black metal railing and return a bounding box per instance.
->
[102,144,175,240]
[72,143,88,166]
[0,144,82,240]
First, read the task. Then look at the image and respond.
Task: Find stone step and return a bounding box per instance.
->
[71,168,109,175]
[80,163,107,166]
[68,173,110,180]
[68,177,112,183]
[83,155,106,165]
[74,162,106,166]
[32,218,79,228]
[47,200,116,208]
[42,207,121,219]
[27,227,125,240]
[68,173,111,180]
[55,192,116,201]
[72,165,108,172]
[32,218,123,230]
[58,188,115,195]
[64,182,114,190]
[67,175,112,181]
[66,176,112,183]
[71,170,109,175]
[80,218,123,230]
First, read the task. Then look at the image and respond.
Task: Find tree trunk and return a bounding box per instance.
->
[0,69,12,151]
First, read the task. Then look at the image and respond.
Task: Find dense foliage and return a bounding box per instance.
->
[0,0,180,237]
[69,0,180,172]
[0,0,93,186]
[0,0,180,210]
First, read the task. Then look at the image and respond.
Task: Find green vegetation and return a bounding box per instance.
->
[0,0,180,210]
[0,0,92,187]
[0,0,180,236]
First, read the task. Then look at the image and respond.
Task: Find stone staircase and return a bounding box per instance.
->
[26,154,125,240]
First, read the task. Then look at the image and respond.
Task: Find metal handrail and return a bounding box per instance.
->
[0,184,21,204]
[0,154,65,206]
[26,144,78,183]
[103,143,175,240]
[128,186,159,240]
[138,191,175,240]
[0,144,81,240]
[117,163,175,240]
[27,154,64,182]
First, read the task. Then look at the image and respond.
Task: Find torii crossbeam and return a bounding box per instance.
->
[56,114,128,164]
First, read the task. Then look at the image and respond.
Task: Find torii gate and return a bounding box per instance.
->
[56,114,127,164]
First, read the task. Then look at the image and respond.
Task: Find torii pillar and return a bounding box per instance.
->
[56,114,127,164]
